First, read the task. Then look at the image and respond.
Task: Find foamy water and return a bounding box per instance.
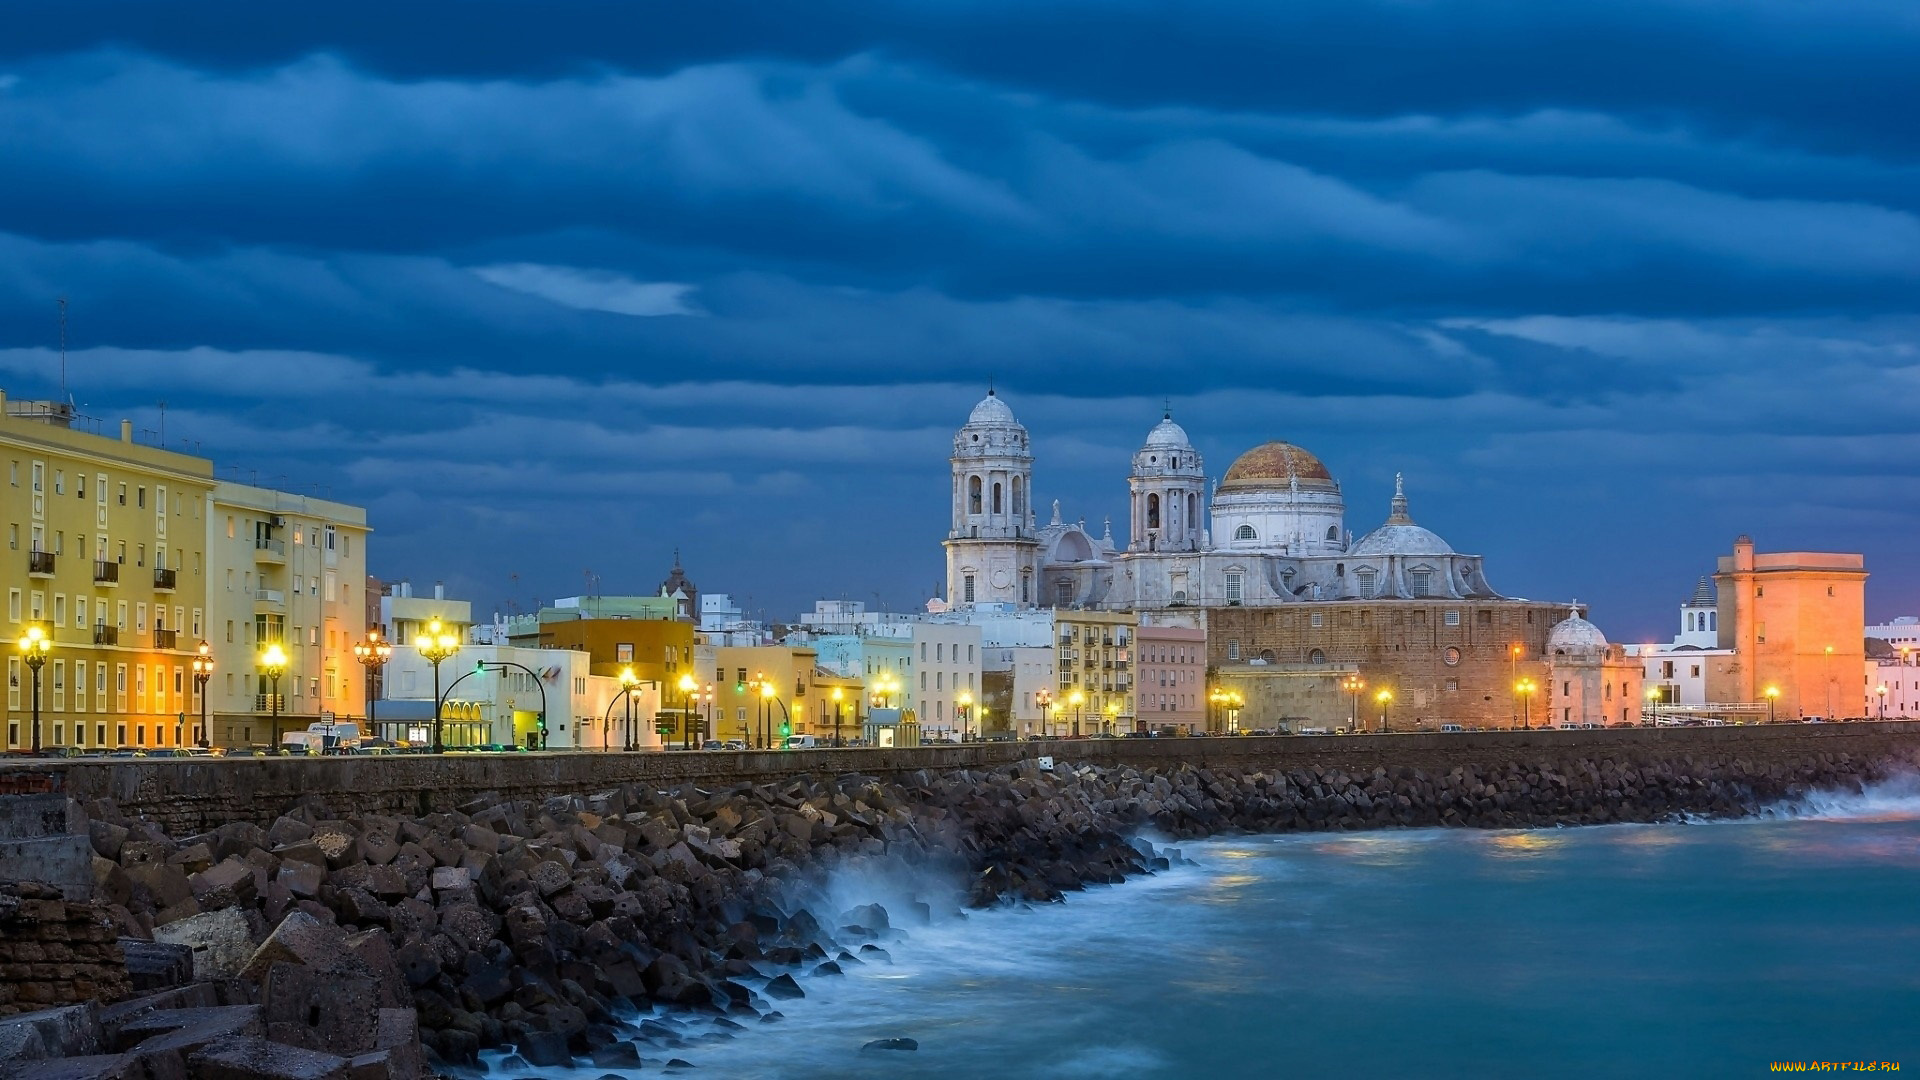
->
[475,773,1920,1079]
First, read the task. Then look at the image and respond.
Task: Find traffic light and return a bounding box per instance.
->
[475,660,487,674]
[780,721,791,737]
[735,680,745,693]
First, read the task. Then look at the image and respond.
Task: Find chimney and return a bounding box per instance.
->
[120,419,133,443]
[434,581,445,601]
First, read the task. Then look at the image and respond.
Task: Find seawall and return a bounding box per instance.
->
[8,721,1920,834]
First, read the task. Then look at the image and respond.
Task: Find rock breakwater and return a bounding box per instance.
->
[42,745,1919,1074]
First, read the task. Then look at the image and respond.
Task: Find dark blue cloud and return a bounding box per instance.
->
[0,4,1915,638]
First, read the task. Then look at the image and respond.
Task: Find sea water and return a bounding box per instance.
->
[491,774,1920,1079]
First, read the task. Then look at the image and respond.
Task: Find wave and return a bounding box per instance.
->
[1749,769,1920,822]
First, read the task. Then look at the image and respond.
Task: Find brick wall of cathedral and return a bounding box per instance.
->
[1205,600,1571,730]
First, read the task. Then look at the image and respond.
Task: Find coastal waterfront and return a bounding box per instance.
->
[504,773,1920,1079]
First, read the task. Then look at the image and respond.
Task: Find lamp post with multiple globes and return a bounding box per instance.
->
[352,630,393,743]
[1765,685,1780,724]
[1514,677,1536,730]
[677,673,698,750]
[1341,674,1366,733]
[1375,687,1393,734]
[415,619,462,753]
[1068,689,1086,737]
[956,690,973,742]
[16,624,50,753]
[1035,687,1051,739]
[191,640,214,748]
[1877,684,1888,721]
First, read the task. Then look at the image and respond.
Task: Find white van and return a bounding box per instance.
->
[1438,724,1465,733]
[784,735,820,750]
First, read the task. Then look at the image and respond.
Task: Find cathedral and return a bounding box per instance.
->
[941,390,1586,729]
[943,390,1507,614]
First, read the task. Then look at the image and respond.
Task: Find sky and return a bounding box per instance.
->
[1,2,1916,640]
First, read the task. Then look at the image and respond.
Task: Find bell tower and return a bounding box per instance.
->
[944,390,1041,608]
[1128,409,1206,553]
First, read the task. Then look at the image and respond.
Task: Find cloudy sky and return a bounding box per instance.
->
[1,2,1916,638]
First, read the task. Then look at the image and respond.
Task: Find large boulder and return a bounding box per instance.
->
[151,908,253,981]
[186,1035,349,1080]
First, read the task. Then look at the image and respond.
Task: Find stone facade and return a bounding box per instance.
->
[1710,535,1868,720]
[1205,599,1566,730]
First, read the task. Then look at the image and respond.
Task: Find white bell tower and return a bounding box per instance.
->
[944,390,1041,608]
[1128,409,1206,553]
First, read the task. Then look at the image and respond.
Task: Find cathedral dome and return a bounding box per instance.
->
[1219,441,1338,493]
[1547,609,1608,654]
[968,391,1017,426]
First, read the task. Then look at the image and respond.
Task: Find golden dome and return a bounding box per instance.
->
[1219,441,1338,492]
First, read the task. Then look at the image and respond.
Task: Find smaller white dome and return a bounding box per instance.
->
[1547,610,1608,653]
[1143,416,1192,450]
[968,392,1016,425]
[1350,524,1452,557]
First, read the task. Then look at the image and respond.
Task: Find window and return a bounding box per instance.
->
[1326,525,1339,541]
[1444,646,1461,666]
[1022,570,1031,604]
[1224,571,1243,604]
[963,575,975,603]
[992,482,1002,514]
[1056,580,1072,606]
[1409,570,1432,598]
[1308,649,1326,663]
[1444,610,1460,627]
[1234,524,1256,541]
[137,486,145,509]
[1227,641,1241,661]
[1310,612,1324,628]
[1354,568,1376,597]
[968,476,982,514]
[117,483,126,506]
[1146,494,1160,530]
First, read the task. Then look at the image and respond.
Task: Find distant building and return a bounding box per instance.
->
[1864,656,1919,719]
[1135,623,1206,733]
[1622,577,1738,708]
[1543,608,1643,729]
[657,552,698,622]
[1052,610,1135,736]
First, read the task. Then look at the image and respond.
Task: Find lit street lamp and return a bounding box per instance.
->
[1068,688,1086,737]
[1645,684,1660,728]
[415,619,461,753]
[678,673,697,749]
[957,689,973,742]
[1035,686,1051,738]
[614,667,640,751]
[1514,677,1536,730]
[259,642,288,749]
[760,679,777,748]
[1104,700,1119,736]
[1509,643,1524,726]
[831,686,845,747]
[1876,684,1888,721]
[352,629,392,743]
[1375,687,1393,734]
[16,624,51,753]
[191,640,214,748]
[1764,685,1780,724]
[1341,674,1366,733]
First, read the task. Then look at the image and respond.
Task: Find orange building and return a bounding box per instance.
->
[1708,535,1867,720]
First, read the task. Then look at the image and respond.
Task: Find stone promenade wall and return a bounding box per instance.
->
[9,721,1919,834]
[0,883,129,1016]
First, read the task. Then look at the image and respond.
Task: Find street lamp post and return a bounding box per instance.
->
[1341,674,1366,733]
[260,642,288,749]
[678,673,697,749]
[1764,685,1780,724]
[1824,645,1835,719]
[620,667,640,751]
[832,687,844,747]
[191,640,214,747]
[956,690,972,742]
[1514,677,1536,730]
[16,625,50,753]
[1035,687,1051,739]
[1375,688,1393,734]
[1509,643,1523,726]
[1645,684,1659,728]
[760,679,776,748]
[352,629,392,743]
[1068,689,1086,737]
[415,619,461,753]
[1877,684,1888,721]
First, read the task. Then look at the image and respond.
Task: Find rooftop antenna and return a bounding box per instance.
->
[57,297,69,400]
[157,400,166,445]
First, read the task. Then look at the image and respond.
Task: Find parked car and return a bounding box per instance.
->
[1439,724,1465,733]
[702,740,727,751]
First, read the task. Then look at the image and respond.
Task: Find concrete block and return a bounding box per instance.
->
[237,911,348,984]
[97,983,219,1029]
[0,1002,104,1063]
[119,938,195,992]
[151,907,254,980]
[262,962,378,1055]
[0,836,98,901]
[186,1035,349,1080]
[116,1005,263,1055]
[188,858,258,909]
[14,1051,189,1080]
[344,932,411,1009]
[275,862,324,901]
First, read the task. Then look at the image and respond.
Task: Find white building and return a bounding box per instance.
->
[943,391,1040,608]
[796,599,919,637]
[1867,616,1920,654]
[1864,656,1919,719]
[204,483,370,747]
[910,621,983,740]
[1622,578,1738,707]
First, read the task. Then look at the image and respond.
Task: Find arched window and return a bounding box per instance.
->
[1709,612,1717,631]
[1011,476,1024,515]
[993,482,1003,514]
[1146,493,1160,529]
[1686,612,1694,632]
[1326,525,1340,541]
[1260,649,1277,662]
[1308,649,1326,664]
[968,475,982,514]
[1187,493,1197,528]
[1234,524,1256,541]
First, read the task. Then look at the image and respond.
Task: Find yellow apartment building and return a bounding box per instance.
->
[3,392,215,750]
[1053,609,1136,735]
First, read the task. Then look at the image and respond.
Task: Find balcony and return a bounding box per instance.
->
[255,588,286,611]
[253,694,287,712]
[93,624,119,646]
[153,568,177,591]
[254,537,286,563]
[154,629,178,651]
[94,560,120,585]
[28,550,55,577]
